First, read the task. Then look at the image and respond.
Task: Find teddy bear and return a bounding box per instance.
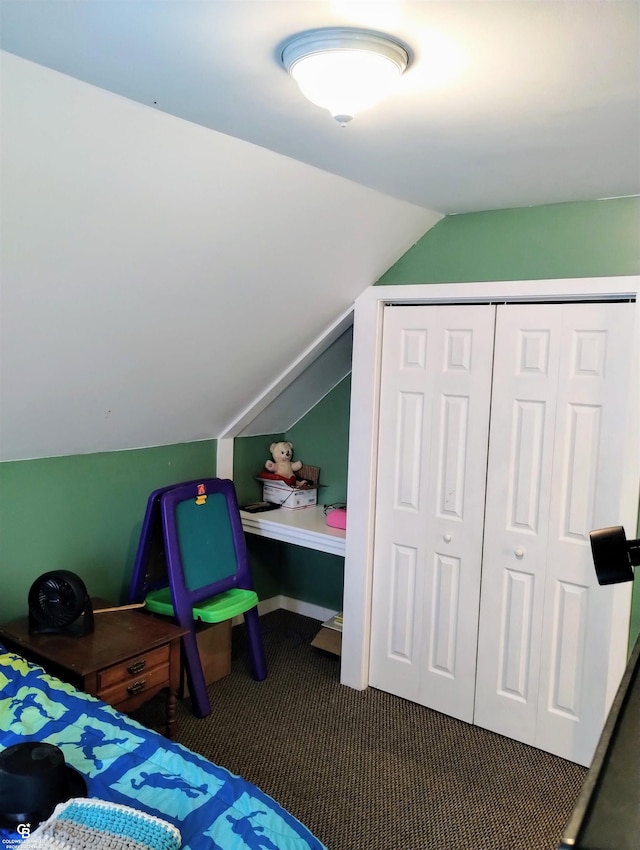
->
[264,441,303,483]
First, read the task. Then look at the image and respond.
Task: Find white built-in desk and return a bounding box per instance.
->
[240,505,346,557]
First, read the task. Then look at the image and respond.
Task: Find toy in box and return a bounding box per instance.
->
[257,442,320,509]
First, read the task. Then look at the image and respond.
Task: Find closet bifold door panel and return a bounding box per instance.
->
[368,304,496,722]
[473,303,564,746]
[474,301,635,766]
[369,298,636,766]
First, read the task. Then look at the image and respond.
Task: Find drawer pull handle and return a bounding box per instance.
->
[128,660,146,675]
[127,680,146,696]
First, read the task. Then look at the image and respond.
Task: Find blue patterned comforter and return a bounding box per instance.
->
[0,650,326,850]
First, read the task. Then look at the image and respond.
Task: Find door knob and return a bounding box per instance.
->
[515,547,525,559]
[443,533,452,543]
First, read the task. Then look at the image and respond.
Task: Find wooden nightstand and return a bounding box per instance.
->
[0,599,188,738]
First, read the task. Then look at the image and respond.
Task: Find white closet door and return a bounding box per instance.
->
[475,302,635,765]
[369,305,495,721]
[474,304,562,744]
[536,302,636,764]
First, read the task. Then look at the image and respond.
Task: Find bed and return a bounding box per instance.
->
[0,647,327,850]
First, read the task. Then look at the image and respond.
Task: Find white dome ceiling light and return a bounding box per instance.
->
[281,27,410,126]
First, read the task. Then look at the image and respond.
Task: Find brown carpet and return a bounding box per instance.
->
[131,609,586,850]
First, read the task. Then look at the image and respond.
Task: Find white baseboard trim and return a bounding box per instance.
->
[233,595,338,626]
[276,595,337,624]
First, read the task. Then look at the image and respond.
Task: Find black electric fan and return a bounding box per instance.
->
[28,570,94,637]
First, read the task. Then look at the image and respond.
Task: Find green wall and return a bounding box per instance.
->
[0,442,216,622]
[378,197,640,284]
[232,434,284,506]
[379,196,640,647]
[286,375,351,508]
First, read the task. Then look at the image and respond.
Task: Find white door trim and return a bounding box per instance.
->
[340,277,640,690]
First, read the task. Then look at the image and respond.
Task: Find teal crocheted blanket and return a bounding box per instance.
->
[20,799,181,850]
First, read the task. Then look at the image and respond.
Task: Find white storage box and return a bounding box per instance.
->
[261,464,320,510]
[262,480,318,509]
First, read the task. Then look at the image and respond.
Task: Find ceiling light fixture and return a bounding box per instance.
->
[281,27,410,126]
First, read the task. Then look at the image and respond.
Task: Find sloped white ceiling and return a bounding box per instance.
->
[0,53,440,461]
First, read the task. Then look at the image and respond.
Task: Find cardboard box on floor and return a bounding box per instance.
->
[311,612,343,657]
[311,627,342,656]
[179,620,231,698]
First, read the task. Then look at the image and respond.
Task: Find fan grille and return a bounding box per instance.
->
[29,571,88,627]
